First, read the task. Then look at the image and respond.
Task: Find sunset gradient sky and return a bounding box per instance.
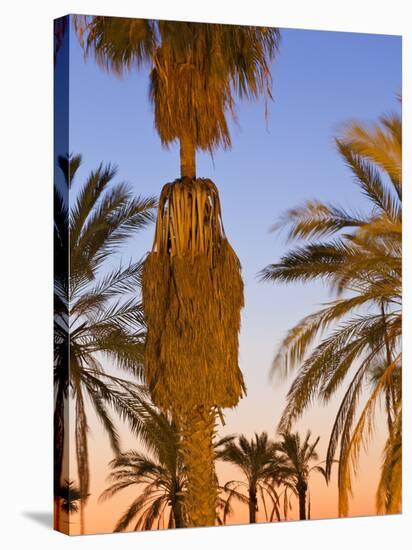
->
[56,18,401,534]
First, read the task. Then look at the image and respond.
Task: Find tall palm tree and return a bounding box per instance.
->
[275,431,324,520]
[217,432,289,523]
[100,403,233,530]
[54,154,156,533]
[76,17,281,526]
[100,405,187,531]
[260,113,402,516]
[75,18,280,179]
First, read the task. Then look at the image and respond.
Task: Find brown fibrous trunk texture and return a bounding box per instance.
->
[179,407,217,527]
[180,134,196,179]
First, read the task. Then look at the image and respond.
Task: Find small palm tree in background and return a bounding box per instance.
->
[275,431,325,520]
[260,112,402,516]
[54,154,156,533]
[217,432,289,523]
[100,404,187,531]
[76,17,281,526]
[55,480,83,531]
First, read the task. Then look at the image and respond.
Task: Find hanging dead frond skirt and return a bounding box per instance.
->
[142,177,245,413]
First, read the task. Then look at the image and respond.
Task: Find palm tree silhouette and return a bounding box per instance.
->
[100,404,187,530]
[76,17,281,526]
[55,480,84,531]
[100,402,234,530]
[217,432,289,523]
[275,431,325,520]
[54,154,156,533]
[260,113,402,516]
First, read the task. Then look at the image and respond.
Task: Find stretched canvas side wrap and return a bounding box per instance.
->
[53,14,402,536]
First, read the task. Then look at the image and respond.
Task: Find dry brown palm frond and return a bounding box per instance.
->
[340,114,401,186]
[75,17,280,153]
[262,109,402,518]
[142,177,245,413]
[376,403,402,514]
[338,357,400,516]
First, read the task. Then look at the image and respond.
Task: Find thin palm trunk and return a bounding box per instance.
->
[79,501,85,534]
[179,407,217,527]
[249,485,257,523]
[173,499,185,528]
[297,481,307,520]
[180,134,196,179]
[54,498,61,530]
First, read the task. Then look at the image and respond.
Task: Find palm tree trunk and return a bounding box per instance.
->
[297,485,307,520]
[180,133,196,179]
[54,497,61,531]
[79,501,85,534]
[249,486,257,523]
[179,406,217,527]
[173,499,185,528]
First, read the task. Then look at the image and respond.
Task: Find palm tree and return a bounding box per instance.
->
[100,403,234,530]
[54,154,156,533]
[217,432,289,523]
[58,480,83,514]
[75,18,280,179]
[76,17,281,526]
[54,480,83,532]
[275,431,324,520]
[100,405,187,531]
[260,113,402,516]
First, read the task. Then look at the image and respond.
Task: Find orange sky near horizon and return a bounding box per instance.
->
[61,365,390,536]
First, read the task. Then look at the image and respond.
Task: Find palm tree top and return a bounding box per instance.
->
[275,431,320,477]
[75,17,280,152]
[218,432,287,481]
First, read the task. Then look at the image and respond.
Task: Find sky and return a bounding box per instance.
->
[55,18,401,534]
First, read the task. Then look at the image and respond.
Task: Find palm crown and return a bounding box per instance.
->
[76,17,280,155]
[54,154,157,531]
[217,432,289,523]
[260,113,402,516]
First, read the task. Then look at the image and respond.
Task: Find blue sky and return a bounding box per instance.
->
[58,20,401,433]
